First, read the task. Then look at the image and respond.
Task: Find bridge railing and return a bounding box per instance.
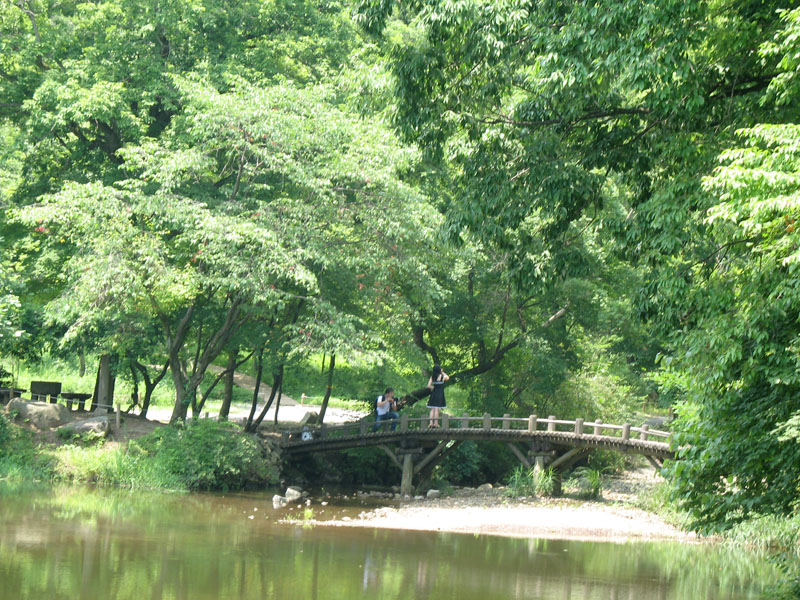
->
[282,413,671,444]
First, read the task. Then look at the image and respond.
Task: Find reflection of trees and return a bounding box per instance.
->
[0,486,780,600]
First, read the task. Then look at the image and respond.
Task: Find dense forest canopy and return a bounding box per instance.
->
[2,0,800,532]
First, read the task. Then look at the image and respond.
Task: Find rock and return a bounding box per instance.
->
[477,483,493,493]
[57,416,110,437]
[298,411,319,427]
[285,487,303,502]
[7,399,69,430]
[426,489,441,499]
[272,495,288,508]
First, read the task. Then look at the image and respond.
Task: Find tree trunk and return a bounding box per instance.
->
[245,348,265,430]
[272,375,284,425]
[134,361,168,419]
[247,366,282,432]
[319,354,335,424]
[93,354,114,413]
[78,351,86,377]
[219,348,237,421]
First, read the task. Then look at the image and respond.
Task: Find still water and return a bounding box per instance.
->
[0,485,778,600]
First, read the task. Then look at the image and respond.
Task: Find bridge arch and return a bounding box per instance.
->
[281,413,673,495]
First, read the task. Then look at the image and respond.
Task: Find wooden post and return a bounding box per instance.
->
[547,415,556,432]
[442,413,450,430]
[533,454,546,474]
[360,420,368,435]
[593,419,603,435]
[400,414,409,432]
[483,413,491,430]
[400,453,414,496]
[461,413,469,428]
[528,415,538,433]
[502,414,511,430]
[622,423,631,441]
[640,423,649,441]
[115,402,121,435]
[574,418,584,435]
[320,423,327,439]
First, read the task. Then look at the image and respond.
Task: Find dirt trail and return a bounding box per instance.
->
[206,364,297,405]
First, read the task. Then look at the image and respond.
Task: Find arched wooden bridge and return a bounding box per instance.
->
[281,413,673,495]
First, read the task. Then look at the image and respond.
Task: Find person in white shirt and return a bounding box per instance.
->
[372,387,399,432]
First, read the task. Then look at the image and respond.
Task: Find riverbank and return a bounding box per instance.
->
[309,469,696,542]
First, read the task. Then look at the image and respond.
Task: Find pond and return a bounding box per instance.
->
[0,485,779,600]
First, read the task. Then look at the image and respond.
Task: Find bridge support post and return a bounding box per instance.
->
[400,453,414,496]
[533,454,547,473]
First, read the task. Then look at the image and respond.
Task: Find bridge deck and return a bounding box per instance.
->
[281,414,674,460]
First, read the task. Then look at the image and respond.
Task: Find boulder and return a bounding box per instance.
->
[272,495,288,508]
[57,416,110,438]
[285,487,303,502]
[298,411,319,427]
[426,489,441,499]
[477,483,493,493]
[7,399,69,429]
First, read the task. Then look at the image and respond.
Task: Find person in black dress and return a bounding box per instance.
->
[426,365,449,427]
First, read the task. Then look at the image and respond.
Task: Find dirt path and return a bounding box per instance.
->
[206,364,297,405]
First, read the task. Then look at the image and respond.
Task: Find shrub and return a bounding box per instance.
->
[0,412,10,456]
[132,419,277,490]
[0,413,54,481]
[505,466,557,497]
[568,467,605,499]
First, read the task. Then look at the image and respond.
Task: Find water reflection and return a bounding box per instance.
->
[0,485,777,600]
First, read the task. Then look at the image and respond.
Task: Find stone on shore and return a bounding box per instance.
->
[57,416,110,437]
[6,399,69,430]
[285,487,303,502]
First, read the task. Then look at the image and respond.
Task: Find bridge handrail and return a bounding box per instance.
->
[282,413,671,444]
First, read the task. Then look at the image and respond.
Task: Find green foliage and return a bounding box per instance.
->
[132,420,277,490]
[434,441,483,485]
[39,419,277,492]
[0,414,54,481]
[727,514,800,600]
[568,467,605,500]
[0,412,11,455]
[505,466,557,498]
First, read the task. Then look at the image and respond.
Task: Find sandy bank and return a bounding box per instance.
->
[310,469,696,543]
[317,496,694,542]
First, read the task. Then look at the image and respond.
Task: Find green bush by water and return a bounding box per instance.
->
[0,412,54,481]
[505,466,557,497]
[131,420,278,490]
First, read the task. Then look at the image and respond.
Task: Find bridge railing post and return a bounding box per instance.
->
[574,418,584,435]
[360,420,368,435]
[483,413,491,430]
[461,413,469,428]
[442,413,450,430]
[547,415,556,432]
[640,423,649,441]
[528,415,537,433]
[320,423,327,439]
[622,423,631,441]
[502,414,510,430]
[593,419,602,435]
[282,431,289,444]
[400,414,409,432]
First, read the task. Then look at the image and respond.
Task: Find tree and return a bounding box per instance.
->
[661,8,800,532]
[15,78,436,422]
